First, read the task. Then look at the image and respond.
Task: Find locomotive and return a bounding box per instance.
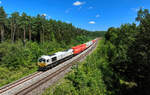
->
[37,39,97,70]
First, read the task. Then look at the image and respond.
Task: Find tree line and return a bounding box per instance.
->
[0,6,98,45]
[103,8,150,95]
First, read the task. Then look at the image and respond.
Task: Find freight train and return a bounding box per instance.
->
[37,39,97,70]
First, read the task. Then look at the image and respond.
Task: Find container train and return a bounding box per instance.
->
[37,39,97,70]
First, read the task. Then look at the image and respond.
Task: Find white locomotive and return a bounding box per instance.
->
[38,49,73,69]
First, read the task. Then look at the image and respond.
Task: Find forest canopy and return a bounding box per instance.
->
[0,6,104,45]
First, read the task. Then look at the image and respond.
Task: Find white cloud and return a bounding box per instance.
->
[96,14,100,18]
[73,1,85,6]
[0,1,2,4]
[89,21,96,24]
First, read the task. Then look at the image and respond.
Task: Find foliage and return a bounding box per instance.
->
[43,40,108,95]
[0,7,7,42]
[103,8,150,95]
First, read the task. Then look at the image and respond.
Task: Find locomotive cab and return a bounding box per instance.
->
[38,58,47,67]
[38,56,51,67]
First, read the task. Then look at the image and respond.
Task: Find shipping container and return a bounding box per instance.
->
[72,45,82,54]
[81,44,86,51]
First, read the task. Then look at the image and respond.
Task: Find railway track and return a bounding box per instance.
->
[0,39,98,95]
[0,72,43,94]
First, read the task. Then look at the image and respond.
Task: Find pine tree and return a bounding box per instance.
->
[10,12,19,43]
[0,7,7,42]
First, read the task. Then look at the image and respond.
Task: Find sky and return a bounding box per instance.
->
[0,0,150,31]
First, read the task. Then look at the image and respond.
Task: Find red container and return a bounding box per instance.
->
[92,40,96,43]
[81,44,86,51]
[72,45,82,54]
[92,40,94,43]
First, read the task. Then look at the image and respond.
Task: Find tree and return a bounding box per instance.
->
[20,12,28,46]
[0,7,7,42]
[103,8,150,95]
[10,12,19,43]
[27,16,32,41]
[126,8,150,95]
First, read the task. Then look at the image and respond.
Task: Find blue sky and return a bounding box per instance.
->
[0,0,150,31]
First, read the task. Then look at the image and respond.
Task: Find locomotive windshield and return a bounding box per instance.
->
[39,58,46,63]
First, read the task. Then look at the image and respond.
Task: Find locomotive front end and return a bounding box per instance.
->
[38,58,47,67]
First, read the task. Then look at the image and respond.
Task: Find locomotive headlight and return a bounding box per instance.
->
[38,62,47,67]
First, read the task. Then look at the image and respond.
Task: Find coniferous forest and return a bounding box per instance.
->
[0,6,103,44]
